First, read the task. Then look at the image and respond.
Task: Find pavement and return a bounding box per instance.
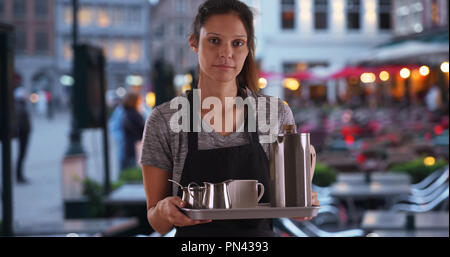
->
[0,109,121,231]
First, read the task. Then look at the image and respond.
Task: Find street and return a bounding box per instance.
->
[1,109,121,230]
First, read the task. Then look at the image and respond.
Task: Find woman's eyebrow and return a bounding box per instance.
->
[207,32,247,38]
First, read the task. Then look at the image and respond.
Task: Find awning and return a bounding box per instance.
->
[354,40,449,65]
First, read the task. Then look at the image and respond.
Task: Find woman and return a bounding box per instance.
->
[140,0,319,237]
[122,91,145,171]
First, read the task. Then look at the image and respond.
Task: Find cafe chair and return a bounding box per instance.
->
[411,166,449,194]
[314,205,342,226]
[410,168,449,197]
[289,219,365,237]
[391,182,449,206]
[390,187,449,213]
[273,218,309,237]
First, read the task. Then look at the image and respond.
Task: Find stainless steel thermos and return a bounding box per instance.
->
[269,125,316,207]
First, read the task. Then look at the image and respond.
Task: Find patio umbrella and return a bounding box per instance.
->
[329,66,375,79]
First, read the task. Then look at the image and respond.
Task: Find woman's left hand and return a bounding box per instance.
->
[294,190,320,221]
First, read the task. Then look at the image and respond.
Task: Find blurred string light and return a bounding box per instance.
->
[424,156,436,166]
[258,77,267,89]
[434,125,444,135]
[360,72,376,83]
[283,78,300,91]
[60,75,74,86]
[185,74,193,84]
[419,65,430,76]
[379,71,390,81]
[181,84,192,93]
[400,68,411,79]
[283,100,289,106]
[29,93,39,103]
[116,87,126,98]
[441,61,449,73]
[126,75,143,86]
[146,92,156,107]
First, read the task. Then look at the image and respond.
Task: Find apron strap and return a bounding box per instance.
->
[186,88,259,152]
[187,90,198,152]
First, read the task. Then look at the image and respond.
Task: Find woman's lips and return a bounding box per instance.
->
[213,65,235,70]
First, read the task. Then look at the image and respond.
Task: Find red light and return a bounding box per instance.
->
[434,125,443,135]
[357,154,366,164]
[345,135,355,145]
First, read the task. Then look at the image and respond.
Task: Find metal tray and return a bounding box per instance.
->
[181,204,320,220]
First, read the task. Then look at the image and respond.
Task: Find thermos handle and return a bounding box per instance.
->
[310,145,317,182]
[256,183,265,203]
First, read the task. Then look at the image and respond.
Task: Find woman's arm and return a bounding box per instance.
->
[142,164,211,234]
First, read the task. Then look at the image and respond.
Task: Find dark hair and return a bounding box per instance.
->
[122,91,140,109]
[191,0,259,93]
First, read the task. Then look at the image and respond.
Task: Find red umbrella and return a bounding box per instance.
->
[330,66,374,79]
[286,70,315,81]
[258,71,283,79]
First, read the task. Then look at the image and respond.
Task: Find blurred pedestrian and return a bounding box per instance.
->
[425,84,442,122]
[45,90,54,120]
[425,85,442,112]
[122,91,145,171]
[14,87,32,184]
[108,102,125,173]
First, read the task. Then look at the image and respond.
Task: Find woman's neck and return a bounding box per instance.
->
[197,76,238,104]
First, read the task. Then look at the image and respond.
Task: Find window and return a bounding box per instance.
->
[112,40,127,61]
[129,7,141,26]
[111,7,124,27]
[35,30,49,54]
[378,0,391,30]
[154,24,165,38]
[35,0,48,19]
[175,0,187,14]
[97,7,110,27]
[14,0,26,19]
[78,6,93,27]
[15,27,26,53]
[177,22,185,37]
[281,0,295,30]
[63,5,72,25]
[128,40,141,63]
[346,0,360,30]
[314,0,328,30]
[0,0,4,20]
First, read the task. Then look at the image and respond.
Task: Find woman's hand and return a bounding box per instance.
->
[294,190,320,221]
[153,196,212,228]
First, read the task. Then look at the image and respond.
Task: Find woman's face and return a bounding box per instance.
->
[190,13,249,84]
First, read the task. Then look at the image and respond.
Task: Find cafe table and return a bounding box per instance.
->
[338,172,411,184]
[361,210,449,231]
[329,181,412,223]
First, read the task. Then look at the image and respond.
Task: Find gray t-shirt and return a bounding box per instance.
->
[139,88,295,196]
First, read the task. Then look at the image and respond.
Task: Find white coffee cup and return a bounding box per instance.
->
[228,180,264,208]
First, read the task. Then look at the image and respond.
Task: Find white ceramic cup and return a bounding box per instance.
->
[228,180,264,208]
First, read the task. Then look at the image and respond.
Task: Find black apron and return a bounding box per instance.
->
[175,88,276,237]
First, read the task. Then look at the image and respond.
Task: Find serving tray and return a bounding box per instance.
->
[180,204,320,220]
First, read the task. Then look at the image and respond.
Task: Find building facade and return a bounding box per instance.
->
[149,0,204,76]
[253,0,393,103]
[0,0,57,105]
[393,0,448,37]
[55,0,151,106]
